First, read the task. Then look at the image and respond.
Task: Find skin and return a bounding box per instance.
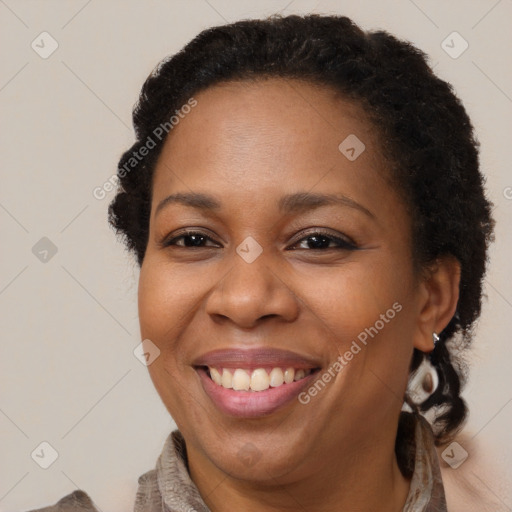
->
[138,78,461,512]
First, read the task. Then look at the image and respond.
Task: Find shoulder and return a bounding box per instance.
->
[26,490,99,512]
[437,431,511,512]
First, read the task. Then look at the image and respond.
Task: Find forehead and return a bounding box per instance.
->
[160,77,378,153]
[151,77,391,211]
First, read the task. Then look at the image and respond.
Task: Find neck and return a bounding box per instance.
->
[186,427,411,512]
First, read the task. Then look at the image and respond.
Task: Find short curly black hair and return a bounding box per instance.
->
[108,14,495,446]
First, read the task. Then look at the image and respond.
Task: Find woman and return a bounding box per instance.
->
[30,13,495,512]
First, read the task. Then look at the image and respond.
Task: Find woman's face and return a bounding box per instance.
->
[138,78,428,483]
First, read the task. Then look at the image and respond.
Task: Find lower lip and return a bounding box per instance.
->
[196,367,320,418]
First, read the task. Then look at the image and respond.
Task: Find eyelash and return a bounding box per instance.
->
[161,229,358,251]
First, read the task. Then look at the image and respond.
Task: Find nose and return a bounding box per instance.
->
[204,246,300,329]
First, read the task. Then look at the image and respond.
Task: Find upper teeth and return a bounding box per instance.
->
[208,367,312,392]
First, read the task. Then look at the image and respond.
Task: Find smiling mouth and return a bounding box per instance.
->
[199,365,321,392]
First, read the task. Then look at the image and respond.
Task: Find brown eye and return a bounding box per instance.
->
[162,230,220,248]
[289,231,358,251]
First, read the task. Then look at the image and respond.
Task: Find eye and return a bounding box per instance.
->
[288,230,358,251]
[160,229,358,251]
[161,230,220,248]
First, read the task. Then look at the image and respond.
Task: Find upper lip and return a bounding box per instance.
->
[192,347,323,370]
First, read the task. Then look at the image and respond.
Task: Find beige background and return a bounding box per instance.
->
[1,0,511,510]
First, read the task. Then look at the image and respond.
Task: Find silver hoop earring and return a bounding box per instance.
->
[428,332,440,365]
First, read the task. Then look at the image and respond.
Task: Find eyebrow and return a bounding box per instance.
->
[155,191,375,219]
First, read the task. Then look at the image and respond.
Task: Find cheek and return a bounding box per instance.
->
[294,257,410,337]
[138,258,205,341]
[296,259,415,391]
[138,258,207,418]
[138,248,414,353]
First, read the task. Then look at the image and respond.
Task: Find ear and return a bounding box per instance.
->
[412,255,461,353]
